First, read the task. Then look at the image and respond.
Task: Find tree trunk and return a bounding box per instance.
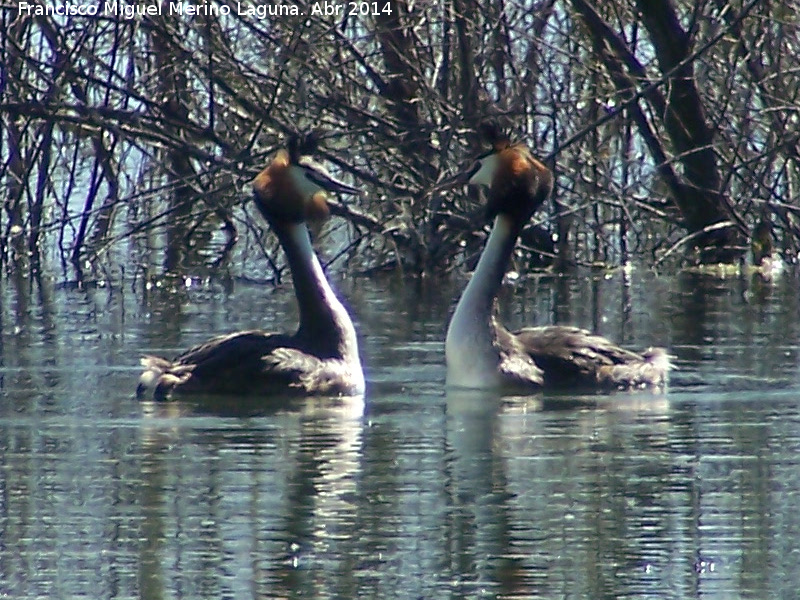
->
[147,15,197,273]
[634,0,745,263]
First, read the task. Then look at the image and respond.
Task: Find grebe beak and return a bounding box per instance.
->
[293,156,361,197]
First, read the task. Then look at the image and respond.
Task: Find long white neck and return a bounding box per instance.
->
[446,215,518,387]
[276,223,361,369]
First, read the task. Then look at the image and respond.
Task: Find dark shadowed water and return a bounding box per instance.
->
[2,268,800,599]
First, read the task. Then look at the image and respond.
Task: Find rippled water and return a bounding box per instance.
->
[2,269,800,599]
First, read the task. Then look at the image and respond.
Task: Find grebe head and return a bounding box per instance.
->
[252,133,360,224]
[286,129,321,162]
[459,124,554,226]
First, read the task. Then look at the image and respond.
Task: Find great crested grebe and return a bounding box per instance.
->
[445,125,670,392]
[137,133,365,400]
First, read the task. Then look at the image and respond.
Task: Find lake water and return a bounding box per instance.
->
[1,267,800,599]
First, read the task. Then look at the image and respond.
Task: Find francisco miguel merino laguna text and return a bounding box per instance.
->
[16,1,315,18]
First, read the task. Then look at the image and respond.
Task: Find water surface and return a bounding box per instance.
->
[1,269,799,599]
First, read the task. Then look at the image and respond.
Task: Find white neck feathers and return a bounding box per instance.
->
[446,215,515,388]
